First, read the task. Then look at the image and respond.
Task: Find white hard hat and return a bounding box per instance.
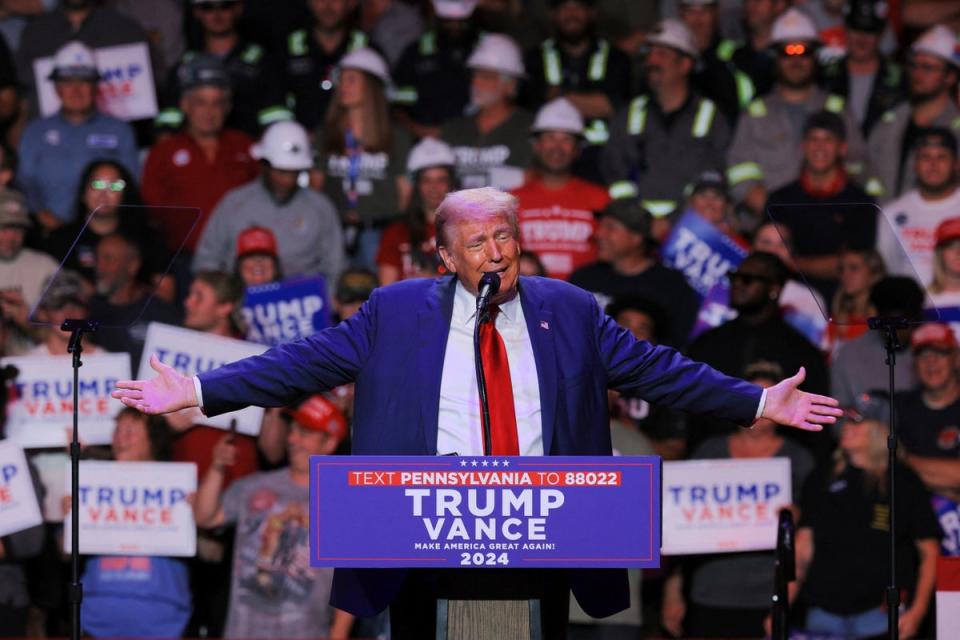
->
[912,25,960,68]
[771,8,820,44]
[645,19,699,59]
[467,33,525,78]
[532,97,584,135]
[48,41,100,81]
[251,121,313,171]
[407,137,456,173]
[339,47,391,84]
[432,0,477,20]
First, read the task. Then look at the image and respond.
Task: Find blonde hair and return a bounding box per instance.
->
[322,71,392,154]
[833,418,890,494]
[435,187,520,248]
[831,248,886,319]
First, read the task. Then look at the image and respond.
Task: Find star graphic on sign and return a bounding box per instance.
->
[502,460,510,467]
[492,460,500,467]
[481,460,489,467]
[471,460,478,467]
[459,460,468,467]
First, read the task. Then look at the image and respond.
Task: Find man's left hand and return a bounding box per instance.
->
[761,367,842,431]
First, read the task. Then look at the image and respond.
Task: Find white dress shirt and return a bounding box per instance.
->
[436,281,543,456]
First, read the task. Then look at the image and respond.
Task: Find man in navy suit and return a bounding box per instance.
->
[115,188,840,635]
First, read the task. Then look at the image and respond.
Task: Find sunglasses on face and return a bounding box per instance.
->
[196,1,240,12]
[728,271,772,286]
[778,43,813,58]
[90,179,126,192]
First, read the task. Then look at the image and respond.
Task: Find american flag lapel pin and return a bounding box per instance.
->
[540,320,550,330]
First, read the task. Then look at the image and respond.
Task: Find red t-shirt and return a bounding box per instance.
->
[511,177,610,280]
[172,425,258,489]
[141,129,260,252]
[375,220,440,281]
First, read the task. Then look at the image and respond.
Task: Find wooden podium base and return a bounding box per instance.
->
[437,599,542,640]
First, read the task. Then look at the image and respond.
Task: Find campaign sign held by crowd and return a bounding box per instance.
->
[2,353,131,448]
[661,211,747,299]
[139,323,267,436]
[242,276,331,347]
[0,440,43,537]
[63,461,197,556]
[661,457,792,555]
[34,43,158,121]
[310,455,661,568]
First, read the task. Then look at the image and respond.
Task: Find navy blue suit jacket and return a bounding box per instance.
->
[199,276,763,616]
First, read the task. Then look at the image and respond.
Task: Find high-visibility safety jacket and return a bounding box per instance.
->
[155,43,291,137]
[726,88,869,202]
[601,91,731,218]
[866,100,960,203]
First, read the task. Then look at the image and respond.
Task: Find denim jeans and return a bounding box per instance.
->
[806,605,888,638]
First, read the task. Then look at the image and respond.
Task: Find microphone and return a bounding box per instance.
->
[476,272,501,316]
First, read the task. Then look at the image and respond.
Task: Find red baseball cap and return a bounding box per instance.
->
[236,226,278,258]
[935,217,960,247]
[285,395,347,442]
[911,322,958,352]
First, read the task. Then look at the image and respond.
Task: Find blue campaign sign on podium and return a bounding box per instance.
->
[309,455,661,569]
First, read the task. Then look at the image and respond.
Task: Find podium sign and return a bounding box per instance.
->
[310,455,661,568]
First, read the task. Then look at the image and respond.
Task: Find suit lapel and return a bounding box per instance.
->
[417,277,457,454]
[519,278,558,455]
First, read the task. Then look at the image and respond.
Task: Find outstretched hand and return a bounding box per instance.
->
[761,367,842,431]
[111,354,198,415]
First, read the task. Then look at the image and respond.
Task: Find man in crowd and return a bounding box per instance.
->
[726,8,864,218]
[441,33,533,191]
[15,0,150,117]
[569,199,699,346]
[686,251,830,454]
[193,121,344,287]
[898,322,960,556]
[877,128,960,287]
[157,0,289,137]
[766,111,876,297]
[523,0,632,183]
[280,0,369,131]
[193,394,354,637]
[392,0,482,139]
[818,0,904,137]
[511,98,609,280]
[679,0,756,123]
[87,232,181,371]
[832,276,923,407]
[142,54,259,254]
[116,187,841,638]
[868,24,960,200]
[18,41,138,232]
[601,19,729,221]
[713,0,786,99]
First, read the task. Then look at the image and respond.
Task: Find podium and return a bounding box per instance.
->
[309,455,662,639]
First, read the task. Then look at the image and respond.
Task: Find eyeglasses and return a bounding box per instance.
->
[196,1,240,12]
[728,271,772,286]
[90,179,126,192]
[908,59,948,74]
[778,43,813,57]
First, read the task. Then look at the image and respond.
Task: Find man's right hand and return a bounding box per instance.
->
[112,354,198,415]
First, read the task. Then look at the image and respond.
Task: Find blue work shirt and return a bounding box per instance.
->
[18,110,139,222]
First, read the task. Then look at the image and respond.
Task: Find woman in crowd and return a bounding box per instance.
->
[791,391,939,639]
[234,226,282,288]
[929,217,960,310]
[375,137,455,285]
[828,248,885,357]
[312,47,411,269]
[68,408,191,638]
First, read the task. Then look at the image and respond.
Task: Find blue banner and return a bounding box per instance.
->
[661,211,747,299]
[242,276,331,346]
[310,455,661,568]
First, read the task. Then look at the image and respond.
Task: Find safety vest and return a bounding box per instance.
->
[288,29,367,57]
[626,95,718,138]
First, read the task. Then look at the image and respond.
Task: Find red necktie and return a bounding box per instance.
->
[479,305,520,455]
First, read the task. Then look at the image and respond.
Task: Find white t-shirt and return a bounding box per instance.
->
[876,188,960,288]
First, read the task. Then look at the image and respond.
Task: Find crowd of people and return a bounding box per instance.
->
[0,0,958,638]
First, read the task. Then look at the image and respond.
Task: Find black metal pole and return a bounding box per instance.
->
[63,318,98,640]
[868,316,905,640]
[772,508,795,640]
